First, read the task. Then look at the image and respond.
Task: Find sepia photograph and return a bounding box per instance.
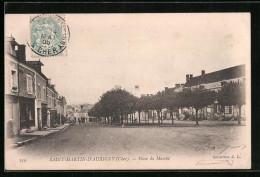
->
[4,13,251,170]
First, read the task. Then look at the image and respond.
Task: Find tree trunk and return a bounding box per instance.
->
[224,105,226,117]
[171,110,174,125]
[161,111,163,124]
[120,112,123,125]
[112,116,114,124]
[195,109,199,125]
[152,111,154,124]
[112,113,115,124]
[147,112,149,124]
[138,111,141,124]
[176,108,179,120]
[126,113,129,124]
[238,105,242,125]
[114,112,117,124]
[144,112,146,124]
[202,108,205,119]
[157,111,160,125]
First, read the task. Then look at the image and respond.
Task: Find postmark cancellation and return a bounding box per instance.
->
[29,14,69,57]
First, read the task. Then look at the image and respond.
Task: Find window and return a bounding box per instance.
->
[11,69,18,91]
[27,75,33,94]
[37,84,41,99]
[225,106,230,114]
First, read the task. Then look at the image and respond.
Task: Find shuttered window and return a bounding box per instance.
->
[11,69,18,91]
[27,74,33,94]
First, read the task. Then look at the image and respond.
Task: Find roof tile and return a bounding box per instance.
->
[184,64,245,87]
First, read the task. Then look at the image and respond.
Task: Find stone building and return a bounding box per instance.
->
[27,61,49,130]
[5,36,67,136]
[183,65,246,119]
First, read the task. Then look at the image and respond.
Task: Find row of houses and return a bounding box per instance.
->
[67,105,92,124]
[5,36,67,137]
[139,64,246,121]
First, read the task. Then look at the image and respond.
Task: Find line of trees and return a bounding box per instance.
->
[88,82,245,126]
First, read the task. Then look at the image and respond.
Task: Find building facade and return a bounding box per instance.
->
[57,96,67,124]
[27,61,49,130]
[47,83,57,127]
[18,61,36,132]
[5,37,23,136]
[5,36,67,136]
[183,65,246,119]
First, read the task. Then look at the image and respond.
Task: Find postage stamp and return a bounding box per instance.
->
[29,14,69,57]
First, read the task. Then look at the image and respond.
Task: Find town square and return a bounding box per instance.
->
[4,13,250,170]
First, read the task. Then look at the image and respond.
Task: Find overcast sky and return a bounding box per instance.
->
[5,13,250,104]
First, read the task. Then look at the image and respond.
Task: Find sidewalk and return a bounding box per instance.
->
[6,123,70,149]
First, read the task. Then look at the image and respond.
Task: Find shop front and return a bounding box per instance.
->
[50,109,58,127]
[19,97,35,132]
[5,95,19,137]
[41,104,48,128]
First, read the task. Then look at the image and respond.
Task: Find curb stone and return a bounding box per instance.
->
[9,124,70,149]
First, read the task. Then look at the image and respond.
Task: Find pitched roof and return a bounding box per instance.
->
[47,84,57,93]
[26,61,49,80]
[184,64,245,87]
[26,60,44,66]
[38,71,49,80]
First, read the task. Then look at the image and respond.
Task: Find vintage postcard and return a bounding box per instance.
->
[4,13,251,170]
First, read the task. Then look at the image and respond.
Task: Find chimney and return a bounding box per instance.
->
[34,61,42,72]
[186,74,190,82]
[5,36,15,54]
[51,84,56,90]
[27,60,44,73]
[48,78,51,85]
[201,70,205,75]
[165,87,168,91]
[17,44,26,62]
[190,74,193,79]
[175,84,181,87]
